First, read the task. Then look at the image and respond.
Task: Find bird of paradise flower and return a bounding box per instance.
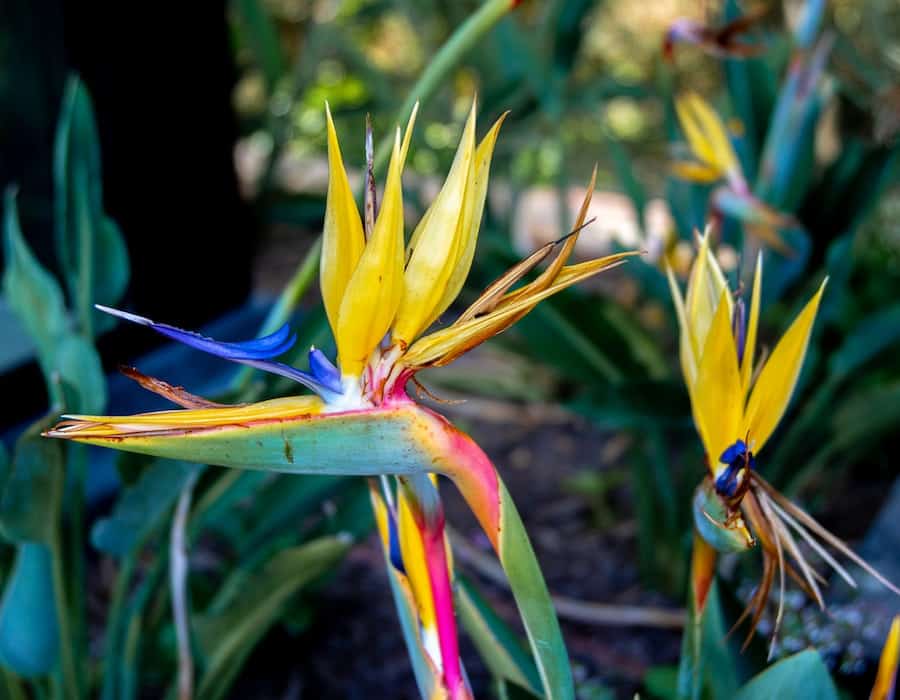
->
[671,92,795,254]
[667,230,899,655]
[46,100,635,700]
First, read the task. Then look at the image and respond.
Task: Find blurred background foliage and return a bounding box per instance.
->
[1,0,899,698]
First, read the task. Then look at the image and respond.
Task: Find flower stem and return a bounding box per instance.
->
[170,472,199,700]
[100,552,137,700]
[49,539,78,700]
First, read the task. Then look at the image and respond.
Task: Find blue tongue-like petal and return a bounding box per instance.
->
[96,305,340,399]
[308,348,342,393]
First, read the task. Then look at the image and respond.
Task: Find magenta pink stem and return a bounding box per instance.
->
[417,500,470,699]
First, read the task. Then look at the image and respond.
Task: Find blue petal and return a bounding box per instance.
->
[719,439,747,465]
[96,305,296,360]
[308,348,342,393]
[96,305,340,399]
[150,322,297,360]
[387,507,405,575]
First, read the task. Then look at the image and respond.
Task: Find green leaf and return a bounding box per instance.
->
[195,536,352,700]
[677,582,739,700]
[54,76,130,333]
[734,649,837,700]
[456,574,542,697]
[91,460,204,556]
[2,187,68,379]
[0,420,64,545]
[497,479,573,700]
[0,543,59,677]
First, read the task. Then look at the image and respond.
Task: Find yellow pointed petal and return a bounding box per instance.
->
[432,112,507,323]
[671,160,724,183]
[675,93,719,169]
[741,252,762,393]
[870,616,900,700]
[337,131,408,376]
[403,251,637,368]
[742,279,827,454]
[667,263,698,387]
[693,289,742,469]
[321,104,365,338]
[393,103,478,345]
[48,395,324,436]
[687,230,732,352]
[688,93,739,174]
[398,488,437,631]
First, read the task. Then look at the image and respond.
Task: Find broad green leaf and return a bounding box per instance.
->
[2,187,68,378]
[456,574,542,697]
[195,536,352,700]
[91,460,204,556]
[734,649,837,700]
[0,420,64,544]
[0,543,59,677]
[497,479,573,700]
[54,76,129,331]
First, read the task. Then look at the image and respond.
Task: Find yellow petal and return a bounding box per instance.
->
[871,615,900,700]
[49,395,324,435]
[336,130,408,376]
[393,103,478,345]
[666,263,698,387]
[671,160,724,183]
[692,289,742,469]
[682,92,740,176]
[675,93,719,170]
[686,230,732,353]
[741,252,762,393]
[430,112,507,325]
[403,252,637,368]
[398,487,437,631]
[742,278,827,454]
[321,104,365,339]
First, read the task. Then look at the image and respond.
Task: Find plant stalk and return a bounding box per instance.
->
[170,473,199,700]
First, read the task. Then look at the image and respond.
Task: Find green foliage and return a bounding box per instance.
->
[54,76,130,336]
[456,574,542,697]
[0,420,64,545]
[734,650,838,700]
[0,544,59,677]
[194,536,352,700]
[91,461,204,557]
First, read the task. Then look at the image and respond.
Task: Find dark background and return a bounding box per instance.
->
[0,0,254,422]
